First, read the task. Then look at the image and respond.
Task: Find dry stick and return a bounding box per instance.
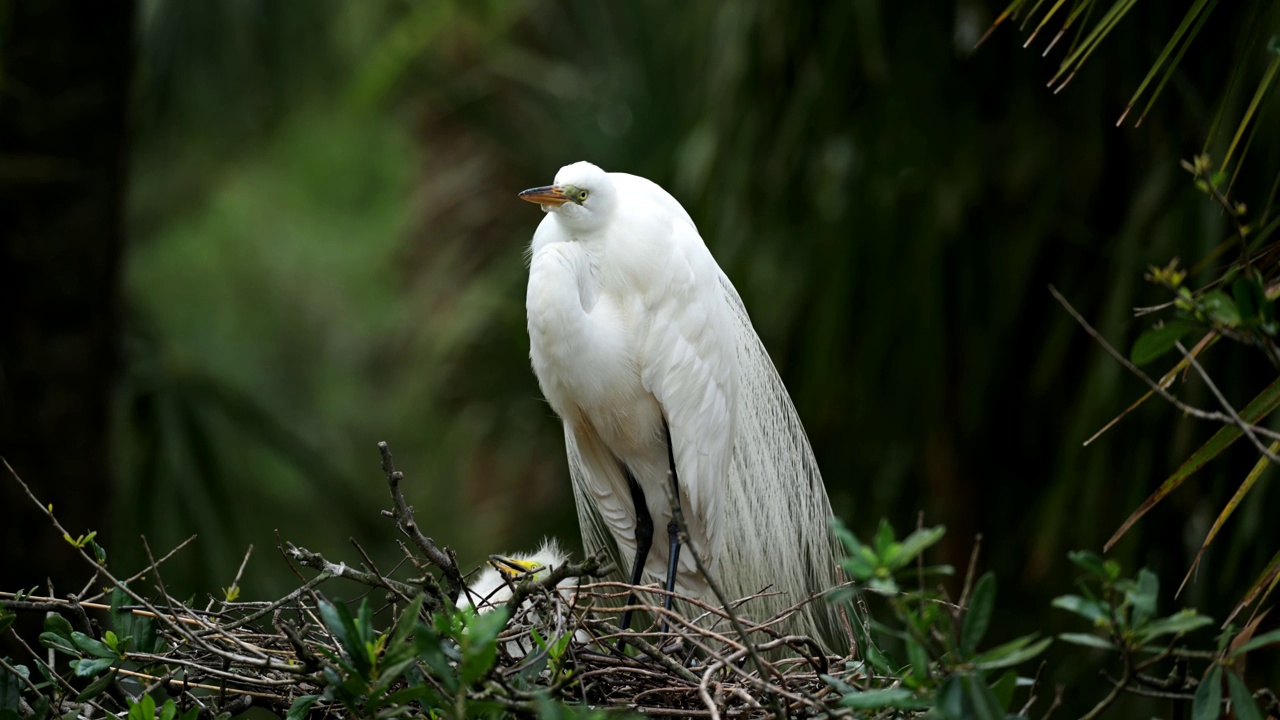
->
[284,543,421,601]
[2,459,304,676]
[83,535,197,603]
[377,441,466,599]
[196,572,332,637]
[110,667,287,701]
[664,491,789,719]
[1049,285,1280,443]
[1176,340,1280,465]
[349,537,414,605]
[226,544,254,597]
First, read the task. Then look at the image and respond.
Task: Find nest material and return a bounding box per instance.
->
[0,444,873,719]
[482,579,863,717]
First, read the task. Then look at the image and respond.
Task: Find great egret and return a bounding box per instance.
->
[520,162,845,652]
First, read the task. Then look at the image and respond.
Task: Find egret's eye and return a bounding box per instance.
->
[577,189,589,202]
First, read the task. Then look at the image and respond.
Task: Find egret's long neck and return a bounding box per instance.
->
[527,239,601,357]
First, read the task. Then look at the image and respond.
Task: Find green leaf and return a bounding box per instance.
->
[1136,610,1213,642]
[1067,550,1108,578]
[1193,664,1222,720]
[158,700,177,720]
[840,687,930,710]
[286,695,320,720]
[873,519,896,559]
[460,607,508,685]
[317,600,350,649]
[1227,670,1263,720]
[1127,569,1158,628]
[71,632,118,659]
[379,684,430,709]
[1203,291,1241,327]
[1130,321,1192,366]
[890,525,946,570]
[1106,376,1280,551]
[113,588,159,653]
[1051,594,1107,623]
[129,694,156,720]
[42,615,73,641]
[1056,632,1116,650]
[935,673,1005,720]
[37,632,77,656]
[990,670,1018,711]
[1229,628,1280,657]
[1234,278,1265,321]
[822,673,856,694]
[973,636,1052,670]
[71,657,116,677]
[76,668,118,702]
[1119,0,1215,124]
[961,572,996,656]
[964,673,1006,720]
[906,637,929,683]
[0,662,24,712]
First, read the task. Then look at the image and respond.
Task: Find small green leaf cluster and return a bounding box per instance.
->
[1054,551,1213,653]
[1,589,166,719]
[296,593,511,719]
[1131,266,1277,368]
[126,695,198,720]
[1052,551,1280,718]
[827,520,1051,719]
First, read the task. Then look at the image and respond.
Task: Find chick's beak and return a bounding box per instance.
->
[518,185,568,208]
[489,555,540,579]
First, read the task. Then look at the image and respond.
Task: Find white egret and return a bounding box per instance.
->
[520,162,845,652]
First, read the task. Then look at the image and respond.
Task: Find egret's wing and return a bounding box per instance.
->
[716,270,848,651]
[563,421,631,580]
[637,217,737,567]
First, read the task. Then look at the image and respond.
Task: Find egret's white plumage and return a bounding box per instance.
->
[522,162,845,651]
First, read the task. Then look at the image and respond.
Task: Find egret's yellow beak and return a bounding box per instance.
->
[489,555,541,579]
[518,185,568,208]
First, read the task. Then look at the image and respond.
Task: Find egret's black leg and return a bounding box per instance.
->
[662,420,681,621]
[616,469,652,653]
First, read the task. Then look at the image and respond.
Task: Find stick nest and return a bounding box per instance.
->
[0,445,872,719]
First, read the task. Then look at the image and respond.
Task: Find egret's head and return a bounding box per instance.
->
[518,161,616,233]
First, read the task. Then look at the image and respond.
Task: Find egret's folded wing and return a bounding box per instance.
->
[563,421,630,580]
[637,218,737,566]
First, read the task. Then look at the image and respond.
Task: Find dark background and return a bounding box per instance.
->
[3,1,1278,715]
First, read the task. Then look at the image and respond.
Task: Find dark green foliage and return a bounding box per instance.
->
[827,520,1049,717]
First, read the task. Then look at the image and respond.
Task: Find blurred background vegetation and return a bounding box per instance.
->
[3,0,1279,715]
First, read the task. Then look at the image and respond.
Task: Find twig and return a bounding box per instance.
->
[1049,286,1280,442]
[378,441,466,599]
[1176,340,1280,465]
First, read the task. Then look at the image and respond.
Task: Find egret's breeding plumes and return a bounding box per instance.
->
[520,162,845,653]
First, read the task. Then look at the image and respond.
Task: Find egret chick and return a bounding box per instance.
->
[457,538,576,611]
[457,539,583,659]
